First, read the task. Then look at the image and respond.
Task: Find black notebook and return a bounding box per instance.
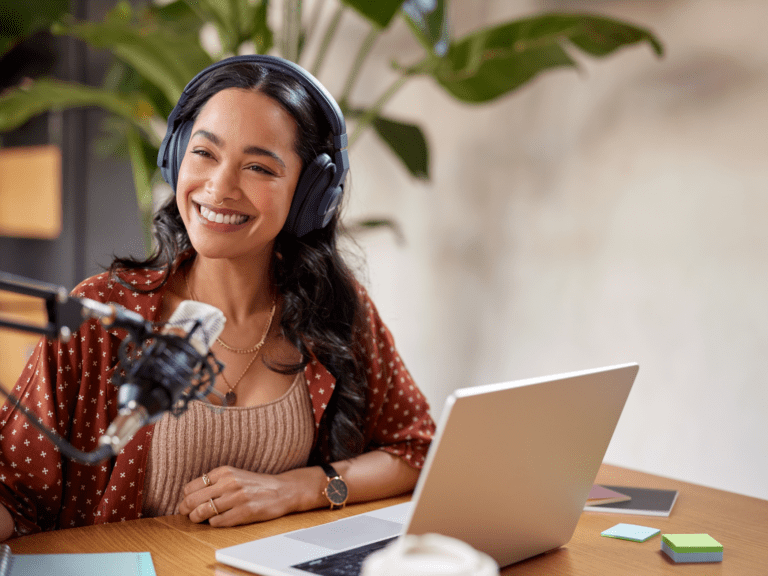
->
[584,485,678,516]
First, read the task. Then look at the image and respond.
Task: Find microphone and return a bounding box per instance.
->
[98,300,225,454]
[1,269,228,464]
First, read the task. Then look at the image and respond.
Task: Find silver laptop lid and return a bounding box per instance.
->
[404,363,639,567]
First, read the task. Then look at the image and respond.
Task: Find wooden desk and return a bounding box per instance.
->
[7,465,767,575]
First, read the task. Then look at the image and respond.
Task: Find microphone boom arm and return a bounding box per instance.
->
[1,269,222,465]
[0,270,153,342]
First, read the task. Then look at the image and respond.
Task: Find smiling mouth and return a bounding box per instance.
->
[196,203,251,225]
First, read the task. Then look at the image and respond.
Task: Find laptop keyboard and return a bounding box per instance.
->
[291,537,398,576]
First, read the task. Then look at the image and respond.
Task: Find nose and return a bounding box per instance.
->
[205,163,241,204]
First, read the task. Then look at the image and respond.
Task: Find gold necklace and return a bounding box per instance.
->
[183,267,276,404]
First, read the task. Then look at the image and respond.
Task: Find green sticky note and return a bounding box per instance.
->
[662,534,723,553]
[602,523,660,542]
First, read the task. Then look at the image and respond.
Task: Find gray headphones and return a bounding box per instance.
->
[157,55,349,237]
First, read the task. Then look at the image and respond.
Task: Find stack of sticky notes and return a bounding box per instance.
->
[601,523,660,542]
[661,534,723,563]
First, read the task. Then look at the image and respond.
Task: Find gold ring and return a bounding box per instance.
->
[209,498,219,515]
[202,473,212,487]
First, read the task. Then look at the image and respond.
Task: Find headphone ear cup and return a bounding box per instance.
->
[285,153,338,237]
[160,120,193,191]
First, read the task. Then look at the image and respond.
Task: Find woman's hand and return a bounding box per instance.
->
[0,503,14,541]
[178,466,324,527]
[179,451,420,527]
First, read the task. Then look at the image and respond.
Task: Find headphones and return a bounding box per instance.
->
[157,55,349,238]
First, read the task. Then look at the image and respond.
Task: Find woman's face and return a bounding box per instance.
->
[176,87,303,261]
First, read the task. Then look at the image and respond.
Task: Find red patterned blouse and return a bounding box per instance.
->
[0,264,434,537]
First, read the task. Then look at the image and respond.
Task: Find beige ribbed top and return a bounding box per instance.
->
[142,372,314,517]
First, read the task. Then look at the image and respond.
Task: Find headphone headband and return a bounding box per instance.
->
[157,55,349,237]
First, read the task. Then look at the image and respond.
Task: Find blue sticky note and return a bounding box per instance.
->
[9,552,156,576]
[602,523,660,542]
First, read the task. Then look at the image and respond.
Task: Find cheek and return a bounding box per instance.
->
[174,162,201,218]
[175,183,192,223]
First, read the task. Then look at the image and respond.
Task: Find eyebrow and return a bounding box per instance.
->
[191,129,286,169]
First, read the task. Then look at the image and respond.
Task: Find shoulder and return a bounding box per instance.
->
[350,278,375,312]
[71,271,117,301]
[350,281,396,358]
[71,249,193,303]
[352,281,386,331]
[70,267,169,322]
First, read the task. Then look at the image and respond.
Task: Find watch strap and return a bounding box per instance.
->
[321,463,340,479]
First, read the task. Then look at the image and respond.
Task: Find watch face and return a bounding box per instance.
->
[326,478,348,505]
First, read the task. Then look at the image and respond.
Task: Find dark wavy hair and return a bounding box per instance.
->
[110,62,366,463]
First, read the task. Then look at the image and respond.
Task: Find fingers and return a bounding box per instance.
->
[179,467,238,519]
[179,467,289,527]
[185,490,247,526]
[188,498,225,526]
[183,484,281,526]
[183,470,217,498]
[179,471,219,516]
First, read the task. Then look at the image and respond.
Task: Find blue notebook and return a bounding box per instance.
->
[6,551,156,576]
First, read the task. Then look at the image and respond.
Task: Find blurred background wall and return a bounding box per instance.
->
[337,0,768,500]
[2,0,765,501]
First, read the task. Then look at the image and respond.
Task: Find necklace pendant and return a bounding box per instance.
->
[225,390,237,405]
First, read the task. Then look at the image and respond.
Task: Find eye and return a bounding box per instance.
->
[191,148,214,159]
[247,164,275,176]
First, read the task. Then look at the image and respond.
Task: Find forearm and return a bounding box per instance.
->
[0,503,14,542]
[289,450,420,513]
[181,450,421,526]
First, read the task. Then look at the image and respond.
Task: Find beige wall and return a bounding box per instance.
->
[309,0,768,500]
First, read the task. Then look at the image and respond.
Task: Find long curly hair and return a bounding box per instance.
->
[110,61,367,463]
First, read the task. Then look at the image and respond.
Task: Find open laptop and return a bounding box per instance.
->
[215,363,639,575]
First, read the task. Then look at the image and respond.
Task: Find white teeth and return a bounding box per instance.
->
[199,205,248,225]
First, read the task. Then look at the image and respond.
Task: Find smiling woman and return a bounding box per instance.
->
[0,55,435,540]
[176,88,301,261]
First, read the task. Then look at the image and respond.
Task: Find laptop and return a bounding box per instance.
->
[215,363,639,575]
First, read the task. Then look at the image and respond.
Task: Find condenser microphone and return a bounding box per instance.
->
[98,300,225,454]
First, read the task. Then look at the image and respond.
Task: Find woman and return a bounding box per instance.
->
[0,55,435,540]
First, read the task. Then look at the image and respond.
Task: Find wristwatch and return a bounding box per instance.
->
[321,463,348,510]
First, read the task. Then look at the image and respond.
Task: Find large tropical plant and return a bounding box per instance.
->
[0,0,663,250]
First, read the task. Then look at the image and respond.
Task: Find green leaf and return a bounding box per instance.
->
[0,78,154,136]
[248,0,273,54]
[102,60,175,123]
[52,3,213,104]
[402,0,449,56]
[125,125,155,254]
[0,37,13,56]
[125,126,153,213]
[0,0,69,41]
[341,0,404,29]
[556,13,663,57]
[150,1,205,36]
[428,12,663,103]
[372,115,429,180]
[180,0,238,54]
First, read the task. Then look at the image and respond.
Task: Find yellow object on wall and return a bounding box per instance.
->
[0,145,62,238]
[0,292,46,393]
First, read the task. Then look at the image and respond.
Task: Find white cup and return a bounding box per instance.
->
[361,533,499,576]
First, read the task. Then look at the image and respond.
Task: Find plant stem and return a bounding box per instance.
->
[282,0,302,62]
[339,24,380,108]
[302,0,327,55]
[348,73,410,147]
[310,3,344,77]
